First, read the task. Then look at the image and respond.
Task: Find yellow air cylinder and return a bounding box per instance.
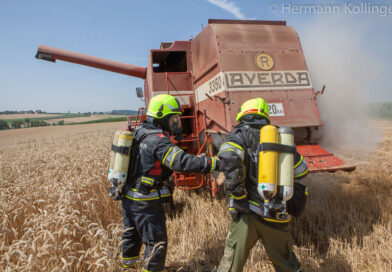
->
[258,125,278,201]
[277,127,294,202]
[108,131,133,197]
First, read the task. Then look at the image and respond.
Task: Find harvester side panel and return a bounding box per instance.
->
[216,24,301,52]
[228,89,322,128]
[192,22,322,132]
[192,26,220,84]
[191,25,228,132]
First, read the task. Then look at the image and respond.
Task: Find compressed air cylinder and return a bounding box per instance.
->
[277,127,294,202]
[108,131,120,182]
[258,125,278,200]
[108,131,133,186]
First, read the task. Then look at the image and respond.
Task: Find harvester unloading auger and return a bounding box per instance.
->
[35,19,356,195]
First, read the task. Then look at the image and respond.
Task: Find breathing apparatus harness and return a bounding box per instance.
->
[236,119,307,223]
[108,124,164,200]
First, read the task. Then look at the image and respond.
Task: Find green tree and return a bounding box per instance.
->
[57,120,64,125]
[24,118,31,128]
[30,120,49,127]
[10,120,23,128]
[0,120,9,130]
[30,120,39,127]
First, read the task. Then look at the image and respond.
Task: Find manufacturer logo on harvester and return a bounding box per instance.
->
[255,53,274,71]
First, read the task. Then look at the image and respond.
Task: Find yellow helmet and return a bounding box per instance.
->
[236,98,270,122]
[146,94,182,119]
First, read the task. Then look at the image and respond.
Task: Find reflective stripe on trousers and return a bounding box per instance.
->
[249,202,263,216]
[125,187,171,201]
[248,203,291,223]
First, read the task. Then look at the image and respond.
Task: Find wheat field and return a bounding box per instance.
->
[0,121,391,271]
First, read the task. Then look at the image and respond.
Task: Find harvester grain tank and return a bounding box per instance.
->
[35,19,355,193]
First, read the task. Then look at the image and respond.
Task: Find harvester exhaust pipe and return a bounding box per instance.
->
[35,45,146,79]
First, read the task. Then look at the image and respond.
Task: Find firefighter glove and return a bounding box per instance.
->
[215,159,224,172]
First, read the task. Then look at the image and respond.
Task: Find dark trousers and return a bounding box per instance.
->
[218,213,300,272]
[121,198,167,272]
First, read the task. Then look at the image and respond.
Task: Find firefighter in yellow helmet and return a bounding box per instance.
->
[120,94,222,271]
[216,98,308,272]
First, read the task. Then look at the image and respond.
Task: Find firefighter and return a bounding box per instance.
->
[216,98,308,272]
[120,94,221,271]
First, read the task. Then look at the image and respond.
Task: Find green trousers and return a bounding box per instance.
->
[217,213,300,272]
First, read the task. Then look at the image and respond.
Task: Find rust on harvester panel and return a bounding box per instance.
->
[35,19,356,179]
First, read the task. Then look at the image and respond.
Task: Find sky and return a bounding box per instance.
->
[0,0,391,113]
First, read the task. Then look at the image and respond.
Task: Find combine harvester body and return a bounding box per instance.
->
[36,19,355,192]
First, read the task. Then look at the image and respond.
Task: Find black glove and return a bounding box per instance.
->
[135,176,154,195]
[215,159,224,172]
[228,194,249,220]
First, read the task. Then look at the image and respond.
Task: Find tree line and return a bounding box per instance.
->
[0,110,46,115]
[0,119,65,130]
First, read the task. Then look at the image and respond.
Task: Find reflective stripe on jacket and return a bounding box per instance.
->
[294,155,309,178]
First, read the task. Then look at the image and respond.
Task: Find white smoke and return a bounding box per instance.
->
[299,17,383,153]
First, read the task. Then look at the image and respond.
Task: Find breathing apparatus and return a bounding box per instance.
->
[108,130,133,200]
[257,125,296,223]
[108,94,183,200]
[236,97,296,223]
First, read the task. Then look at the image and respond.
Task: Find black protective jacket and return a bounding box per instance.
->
[218,121,309,208]
[125,120,216,200]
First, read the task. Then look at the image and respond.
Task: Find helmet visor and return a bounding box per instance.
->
[169,114,182,132]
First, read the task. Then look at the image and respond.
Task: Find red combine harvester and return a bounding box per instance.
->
[35,19,355,195]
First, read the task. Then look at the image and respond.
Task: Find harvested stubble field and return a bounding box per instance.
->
[0,121,391,272]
